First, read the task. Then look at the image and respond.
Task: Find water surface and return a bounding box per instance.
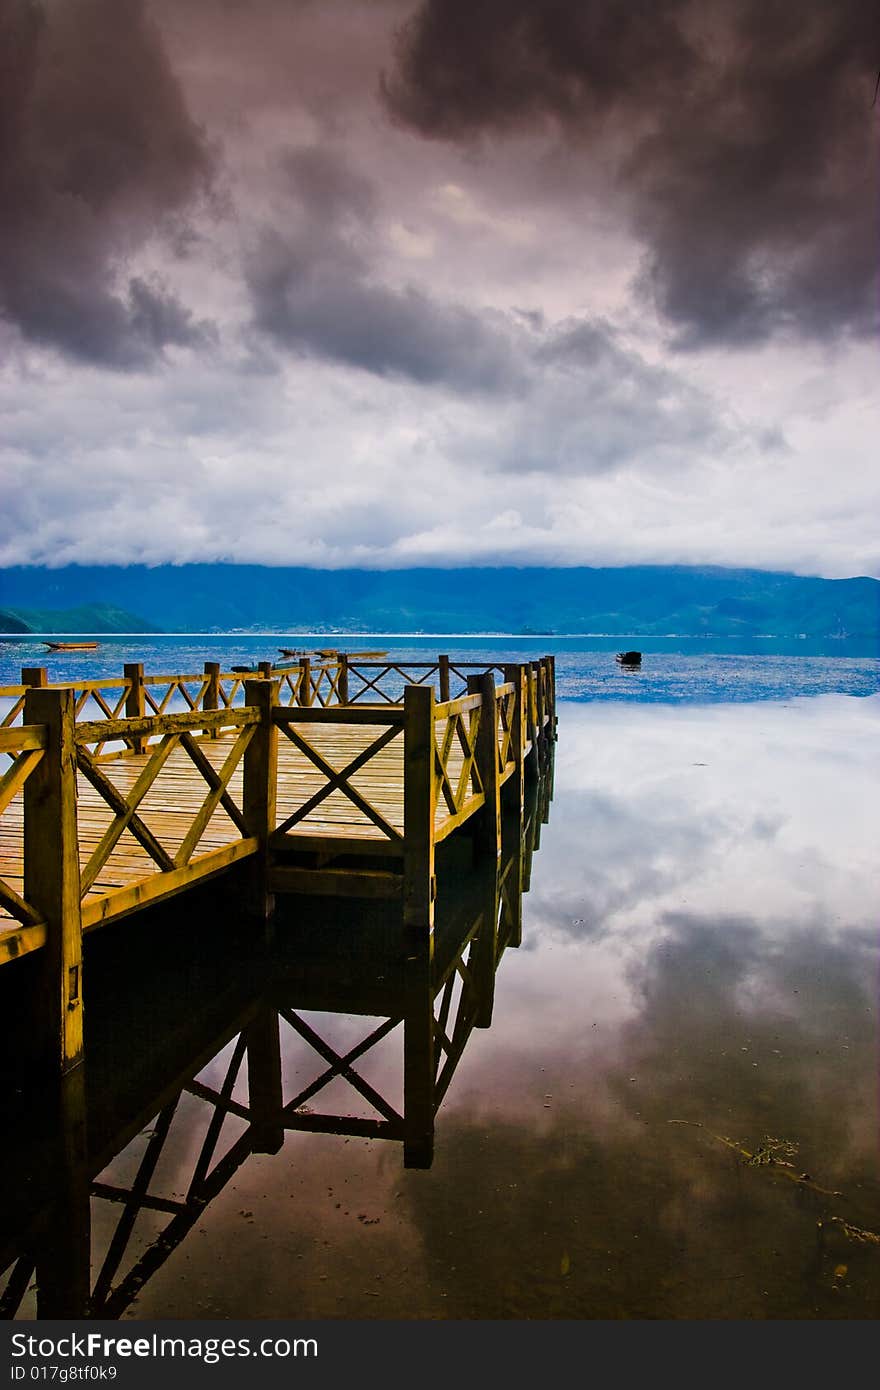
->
[4,692,875,1320]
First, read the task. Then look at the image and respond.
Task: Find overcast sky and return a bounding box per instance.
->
[1,0,877,578]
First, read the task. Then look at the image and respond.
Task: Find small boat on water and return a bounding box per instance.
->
[616,650,642,667]
[277,647,388,660]
[231,659,302,674]
[316,648,388,660]
[44,640,99,651]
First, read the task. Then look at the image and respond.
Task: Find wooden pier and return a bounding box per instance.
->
[0,654,556,1074]
[0,768,552,1318]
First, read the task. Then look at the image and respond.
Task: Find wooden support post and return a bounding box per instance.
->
[438,653,451,703]
[403,683,435,1168]
[258,660,274,678]
[525,663,538,786]
[337,653,349,705]
[246,1007,284,1154]
[204,660,221,739]
[466,671,501,863]
[506,818,524,949]
[21,666,48,687]
[503,664,525,819]
[523,781,538,892]
[23,686,84,1074]
[472,866,500,1027]
[298,657,312,707]
[123,661,146,754]
[547,654,558,740]
[242,678,278,930]
[35,1066,90,1317]
[534,657,548,773]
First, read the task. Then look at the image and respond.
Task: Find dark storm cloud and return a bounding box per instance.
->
[0,0,213,365]
[383,0,878,346]
[245,146,525,392]
[245,142,737,465]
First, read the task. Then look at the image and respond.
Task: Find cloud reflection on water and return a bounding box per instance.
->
[120,695,879,1319]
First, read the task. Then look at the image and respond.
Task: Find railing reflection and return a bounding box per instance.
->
[0,753,553,1319]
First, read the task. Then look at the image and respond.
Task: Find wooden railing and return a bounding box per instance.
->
[1,654,556,727]
[0,722,49,960]
[0,657,555,1075]
[271,704,406,853]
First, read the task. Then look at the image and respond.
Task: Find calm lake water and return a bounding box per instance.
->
[1,637,878,1320]
[1,631,878,702]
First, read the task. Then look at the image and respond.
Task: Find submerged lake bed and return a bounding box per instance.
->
[1,638,878,1320]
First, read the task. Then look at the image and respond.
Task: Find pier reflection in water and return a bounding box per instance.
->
[0,757,553,1320]
[3,695,879,1321]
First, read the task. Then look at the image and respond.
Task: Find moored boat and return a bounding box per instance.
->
[44,640,99,651]
[316,648,387,659]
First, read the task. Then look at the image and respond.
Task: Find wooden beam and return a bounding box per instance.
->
[503,664,525,819]
[76,705,255,745]
[0,724,47,755]
[268,830,403,859]
[438,653,451,702]
[269,865,402,898]
[80,836,259,931]
[466,672,501,863]
[402,682,435,1168]
[243,677,278,926]
[337,653,349,706]
[203,661,221,738]
[298,657,312,707]
[246,1008,284,1155]
[0,920,47,964]
[123,662,146,754]
[273,705,403,726]
[35,1067,90,1317]
[23,685,84,1074]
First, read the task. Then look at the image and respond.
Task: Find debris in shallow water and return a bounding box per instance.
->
[667,1121,842,1196]
[829,1218,880,1246]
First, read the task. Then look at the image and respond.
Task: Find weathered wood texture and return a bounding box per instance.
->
[23,688,83,1072]
[1,657,555,981]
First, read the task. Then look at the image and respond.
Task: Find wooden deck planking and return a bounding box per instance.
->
[1,720,479,925]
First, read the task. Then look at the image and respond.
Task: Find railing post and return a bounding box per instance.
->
[525,663,538,785]
[503,664,525,818]
[246,1006,284,1154]
[242,678,278,929]
[522,772,542,892]
[505,815,524,949]
[535,657,547,769]
[35,1067,90,1317]
[403,682,435,1168]
[438,653,451,703]
[547,654,557,740]
[23,686,84,1074]
[204,660,221,739]
[258,660,274,678]
[298,657,312,707]
[123,661,146,754]
[21,666,48,687]
[337,654,349,706]
[471,861,500,1026]
[466,671,501,863]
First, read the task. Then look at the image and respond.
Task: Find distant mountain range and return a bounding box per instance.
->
[0,601,159,634]
[0,564,878,638]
